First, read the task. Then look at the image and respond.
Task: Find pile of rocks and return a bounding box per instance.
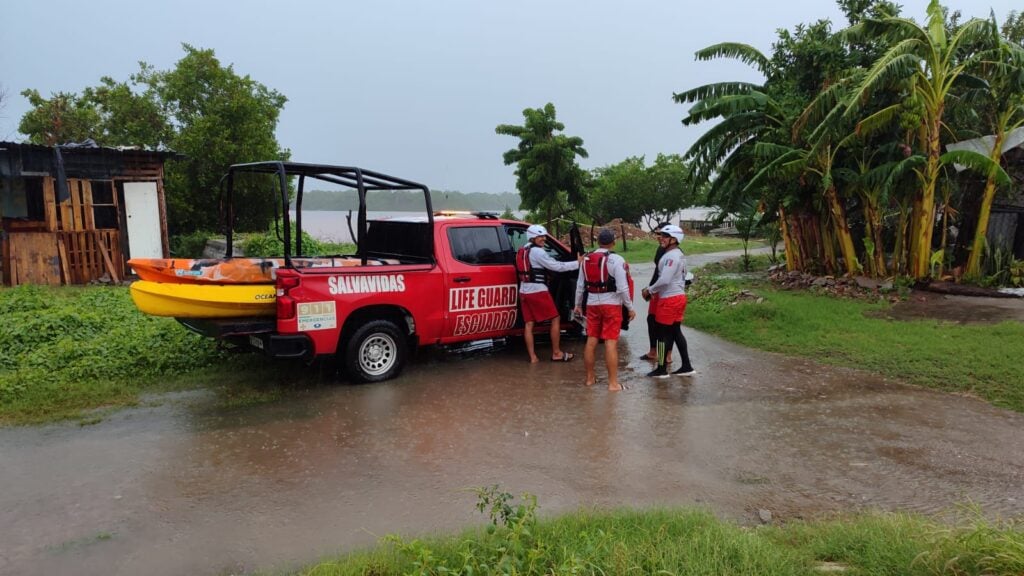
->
[769,268,901,302]
[572,219,652,242]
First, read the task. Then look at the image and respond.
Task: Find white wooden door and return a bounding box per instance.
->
[123,182,163,258]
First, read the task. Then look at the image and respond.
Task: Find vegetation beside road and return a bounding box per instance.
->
[687,258,1024,412]
[614,236,764,264]
[0,285,308,425]
[296,488,1024,575]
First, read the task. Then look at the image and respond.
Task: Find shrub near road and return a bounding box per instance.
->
[0,285,224,424]
[299,489,1024,575]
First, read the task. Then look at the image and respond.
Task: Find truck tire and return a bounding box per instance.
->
[344,320,407,383]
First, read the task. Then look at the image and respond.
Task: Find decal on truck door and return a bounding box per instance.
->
[297,301,338,331]
[449,284,518,336]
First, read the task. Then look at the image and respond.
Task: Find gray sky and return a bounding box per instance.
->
[1,0,1017,193]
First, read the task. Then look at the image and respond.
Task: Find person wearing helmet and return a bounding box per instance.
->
[641,222,673,364]
[516,223,580,363]
[640,224,695,378]
[573,228,636,391]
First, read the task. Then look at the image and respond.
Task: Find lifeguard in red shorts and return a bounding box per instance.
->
[640,224,696,379]
[573,229,636,391]
[516,224,580,363]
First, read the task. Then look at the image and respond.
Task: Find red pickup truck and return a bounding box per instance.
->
[180,162,580,382]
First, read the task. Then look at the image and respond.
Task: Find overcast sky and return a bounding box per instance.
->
[1,0,1017,193]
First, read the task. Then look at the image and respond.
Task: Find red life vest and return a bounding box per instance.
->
[583,251,617,293]
[515,244,547,284]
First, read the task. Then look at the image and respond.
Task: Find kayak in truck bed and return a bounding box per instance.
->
[128,256,393,285]
[129,280,277,318]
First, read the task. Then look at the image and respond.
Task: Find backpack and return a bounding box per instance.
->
[583,251,616,293]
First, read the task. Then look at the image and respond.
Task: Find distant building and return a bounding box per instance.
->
[672,206,733,235]
[0,141,177,286]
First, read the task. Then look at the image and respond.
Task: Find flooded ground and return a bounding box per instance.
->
[2,253,1023,576]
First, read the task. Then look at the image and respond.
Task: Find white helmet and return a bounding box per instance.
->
[526,224,548,240]
[659,224,684,243]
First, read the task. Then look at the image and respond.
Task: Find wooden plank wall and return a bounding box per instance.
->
[7,233,61,286]
[56,230,122,284]
[6,177,126,285]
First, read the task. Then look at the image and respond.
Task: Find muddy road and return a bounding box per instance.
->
[2,253,1023,576]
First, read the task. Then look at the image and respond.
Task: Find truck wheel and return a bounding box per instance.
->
[344,320,407,383]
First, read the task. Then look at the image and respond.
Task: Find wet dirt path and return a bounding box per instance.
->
[2,251,1023,576]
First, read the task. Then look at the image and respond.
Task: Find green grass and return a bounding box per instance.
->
[687,276,1024,412]
[612,237,766,264]
[0,285,316,425]
[294,502,1024,575]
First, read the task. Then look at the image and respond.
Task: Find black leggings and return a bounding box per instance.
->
[647,313,657,350]
[656,321,693,371]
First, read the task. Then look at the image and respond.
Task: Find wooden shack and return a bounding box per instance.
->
[0,142,177,286]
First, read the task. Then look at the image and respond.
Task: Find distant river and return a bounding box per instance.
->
[290,210,525,243]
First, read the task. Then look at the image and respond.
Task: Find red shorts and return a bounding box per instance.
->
[520,290,559,323]
[654,294,687,325]
[647,293,660,315]
[586,304,622,340]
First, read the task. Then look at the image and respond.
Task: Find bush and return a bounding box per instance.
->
[0,285,223,423]
[169,230,215,258]
[242,219,325,257]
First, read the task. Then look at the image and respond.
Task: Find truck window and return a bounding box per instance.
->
[363,221,433,261]
[448,226,504,265]
[505,225,571,261]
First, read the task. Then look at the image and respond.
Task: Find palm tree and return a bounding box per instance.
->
[841,0,997,278]
[674,43,809,267]
[674,43,789,198]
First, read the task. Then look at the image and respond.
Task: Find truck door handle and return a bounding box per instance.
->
[453,276,471,283]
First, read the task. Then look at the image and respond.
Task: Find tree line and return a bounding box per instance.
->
[16,50,697,240]
[674,0,1024,281]
[16,44,287,235]
[495,103,705,234]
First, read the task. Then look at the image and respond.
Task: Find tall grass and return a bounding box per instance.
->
[296,490,1024,575]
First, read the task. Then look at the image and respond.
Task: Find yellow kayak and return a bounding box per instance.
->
[130,280,276,318]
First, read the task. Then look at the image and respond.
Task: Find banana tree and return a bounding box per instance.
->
[959,29,1024,279]
[674,43,787,197]
[675,43,812,270]
[841,0,997,278]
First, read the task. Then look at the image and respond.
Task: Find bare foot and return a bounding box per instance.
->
[608,383,623,392]
[529,357,540,364]
[585,379,596,386]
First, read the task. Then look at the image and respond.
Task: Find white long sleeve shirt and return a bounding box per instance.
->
[647,247,686,298]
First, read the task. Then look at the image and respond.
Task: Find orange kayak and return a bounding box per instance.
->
[128,257,386,285]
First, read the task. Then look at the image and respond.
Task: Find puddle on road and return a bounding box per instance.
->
[3,298,1024,576]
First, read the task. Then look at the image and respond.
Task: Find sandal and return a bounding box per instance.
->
[551,352,575,362]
